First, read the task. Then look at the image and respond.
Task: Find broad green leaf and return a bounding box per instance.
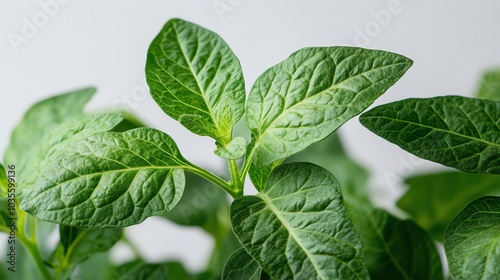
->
[0,164,7,198]
[222,248,270,280]
[245,47,412,167]
[146,18,245,143]
[398,171,500,241]
[476,68,500,101]
[214,137,246,159]
[52,225,122,279]
[231,162,368,279]
[20,113,128,195]
[21,128,192,228]
[360,96,500,174]
[3,88,95,172]
[346,201,443,280]
[288,132,370,202]
[109,260,193,280]
[444,196,500,279]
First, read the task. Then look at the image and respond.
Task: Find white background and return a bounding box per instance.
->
[1,0,500,272]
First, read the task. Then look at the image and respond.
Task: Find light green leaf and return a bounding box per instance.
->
[21,128,192,228]
[52,225,122,279]
[346,201,443,280]
[222,248,270,280]
[0,164,7,198]
[4,88,95,172]
[20,113,127,195]
[231,162,368,279]
[109,260,193,280]
[398,171,500,241]
[146,18,245,143]
[360,96,500,174]
[288,132,370,202]
[214,137,246,159]
[245,47,412,167]
[476,68,500,101]
[444,196,500,279]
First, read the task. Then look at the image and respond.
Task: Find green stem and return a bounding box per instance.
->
[184,165,238,198]
[14,201,52,280]
[228,159,243,197]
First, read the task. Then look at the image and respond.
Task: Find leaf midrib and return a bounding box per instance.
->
[364,114,500,151]
[258,192,360,279]
[172,22,223,139]
[249,61,410,164]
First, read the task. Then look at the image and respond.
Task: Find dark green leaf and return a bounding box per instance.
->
[52,225,122,278]
[71,252,112,280]
[346,201,443,280]
[21,128,192,228]
[4,88,95,172]
[214,137,246,159]
[146,18,245,143]
[231,162,368,279]
[444,196,500,279]
[360,96,500,174]
[222,248,270,280]
[109,260,193,280]
[288,132,370,202]
[398,171,500,241]
[476,68,500,101]
[245,47,412,167]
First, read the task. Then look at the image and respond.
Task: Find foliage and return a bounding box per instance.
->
[1,18,499,279]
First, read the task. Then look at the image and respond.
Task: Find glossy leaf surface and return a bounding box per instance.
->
[444,196,500,279]
[360,96,500,174]
[231,163,368,279]
[246,47,412,167]
[146,18,245,142]
[21,128,190,228]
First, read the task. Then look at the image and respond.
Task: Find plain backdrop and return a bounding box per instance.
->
[1,0,500,272]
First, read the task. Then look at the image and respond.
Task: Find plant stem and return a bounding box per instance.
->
[185,165,238,198]
[14,201,52,280]
[228,159,243,197]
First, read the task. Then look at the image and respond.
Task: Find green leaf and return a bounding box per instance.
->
[231,162,368,279]
[222,248,270,280]
[444,196,500,279]
[245,47,412,167]
[288,132,370,202]
[109,260,193,280]
[214,137,246,159]
[4,88,95,172]
[476,68,500,101]
[19,113,127,195]
[146,18,245,143]
[52,225,122,278]
[398,171,500,241]
[360,96,500,174]
[346,201,443,280]
[21,128,192,228]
